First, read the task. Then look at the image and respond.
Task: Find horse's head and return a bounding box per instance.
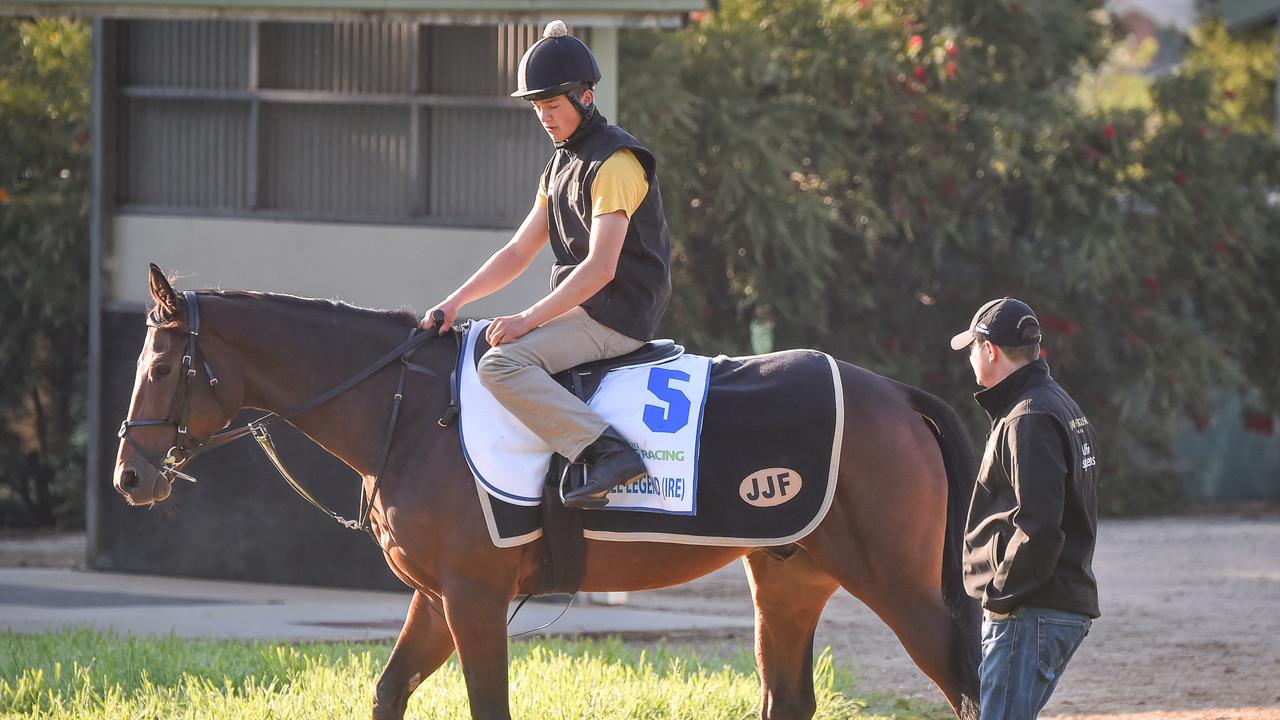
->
[114,265,242,506]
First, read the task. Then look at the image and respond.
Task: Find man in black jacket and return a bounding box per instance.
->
[950,298,1100,720]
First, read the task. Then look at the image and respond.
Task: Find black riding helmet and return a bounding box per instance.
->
[511,20,601,117]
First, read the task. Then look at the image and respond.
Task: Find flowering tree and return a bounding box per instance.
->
[622,0,1280,513]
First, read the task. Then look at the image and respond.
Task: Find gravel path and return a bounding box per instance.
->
[624,516,1280,720]
[4,516,1277,719]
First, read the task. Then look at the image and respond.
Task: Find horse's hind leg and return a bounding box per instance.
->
[745,550,840,720]
[373,590,456,720]
[807,511,978,719]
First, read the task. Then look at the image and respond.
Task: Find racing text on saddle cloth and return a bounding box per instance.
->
[457,320,712,515]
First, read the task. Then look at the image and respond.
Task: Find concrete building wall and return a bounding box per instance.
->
[104,214,554,313]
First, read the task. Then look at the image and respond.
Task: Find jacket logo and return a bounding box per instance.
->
[739,468,802,507]
[1081,442,1097,470]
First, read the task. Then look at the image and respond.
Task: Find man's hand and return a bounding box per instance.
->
[486,313,537,346]
[420,300,461,334]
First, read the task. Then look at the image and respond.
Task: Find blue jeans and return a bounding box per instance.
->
[979,606,1091,720]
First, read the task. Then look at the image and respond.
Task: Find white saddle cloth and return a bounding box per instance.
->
[458,319,711,514]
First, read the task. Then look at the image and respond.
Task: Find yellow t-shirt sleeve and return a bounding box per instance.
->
[535,176,548,209]
[590,149,649,218]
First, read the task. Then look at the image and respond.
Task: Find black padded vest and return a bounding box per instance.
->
[543,112,672,341]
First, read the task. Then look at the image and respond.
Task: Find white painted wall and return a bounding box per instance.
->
[106,215,554,316]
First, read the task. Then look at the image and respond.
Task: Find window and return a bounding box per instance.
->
[114,19,569,227]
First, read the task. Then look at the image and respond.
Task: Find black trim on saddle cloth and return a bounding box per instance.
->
[471,348,845,548]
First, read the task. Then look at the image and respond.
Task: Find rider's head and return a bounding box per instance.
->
[511,20,602,144]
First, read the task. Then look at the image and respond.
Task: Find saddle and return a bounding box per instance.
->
[552,339,683,401]
[445,329,684,595]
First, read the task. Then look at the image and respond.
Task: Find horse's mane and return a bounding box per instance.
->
[206,290,421,328]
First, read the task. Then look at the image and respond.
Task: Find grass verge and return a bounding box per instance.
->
[0,629,949,719]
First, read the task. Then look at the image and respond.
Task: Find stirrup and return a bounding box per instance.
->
[559,462,608,509]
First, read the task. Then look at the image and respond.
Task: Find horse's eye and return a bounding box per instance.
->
[154,364,172,377]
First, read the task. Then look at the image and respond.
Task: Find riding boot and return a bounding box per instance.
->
[563,427,648,509]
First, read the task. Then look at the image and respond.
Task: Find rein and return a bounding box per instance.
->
[119,292,460,537]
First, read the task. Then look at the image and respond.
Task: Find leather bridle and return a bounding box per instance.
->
[117,290,236,486]
[117,291,458,536]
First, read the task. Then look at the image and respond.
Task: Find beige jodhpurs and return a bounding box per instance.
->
[477,306,644,461]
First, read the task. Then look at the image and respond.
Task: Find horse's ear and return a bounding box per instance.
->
[148,263,181,320]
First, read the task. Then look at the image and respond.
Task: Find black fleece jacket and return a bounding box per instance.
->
[963,359,1101,618]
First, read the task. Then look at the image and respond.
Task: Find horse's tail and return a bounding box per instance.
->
[897,381,982,719]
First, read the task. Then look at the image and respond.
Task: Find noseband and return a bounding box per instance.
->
[117,292,456,535]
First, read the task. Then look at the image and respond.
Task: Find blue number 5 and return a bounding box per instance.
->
[643,367,691,434]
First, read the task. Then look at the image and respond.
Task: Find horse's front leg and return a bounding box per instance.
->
[373,590,456,720]
[442,579,515,720]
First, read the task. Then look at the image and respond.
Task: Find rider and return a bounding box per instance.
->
[421,20,673,509]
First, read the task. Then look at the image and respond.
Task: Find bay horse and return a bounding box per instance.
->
[114,265,980,720]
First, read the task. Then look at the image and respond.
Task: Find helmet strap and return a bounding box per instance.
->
[565,89,595,125]
[553,90,599,149]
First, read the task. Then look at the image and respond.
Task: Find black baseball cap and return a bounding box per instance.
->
[949,298,1042,350]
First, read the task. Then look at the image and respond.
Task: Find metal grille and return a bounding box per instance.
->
[261,103,411,218]
[119,98,249,209]
[118,20,249,88]
[428,107,549,225]
[113,18,568,226]
[260,21,418,94]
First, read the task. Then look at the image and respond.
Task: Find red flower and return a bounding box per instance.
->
[1039,313,1079,336]
[1102,124,1116,141]
[1172,172,1188,186]
[945,61,957,78]
[913,65,927,82]
[908,35,923,51]
[1243,411,1275,436]
[859,0,871,8]
[946,43,959,57]
[1223,88,1235,99]
[1125,331,1143,348]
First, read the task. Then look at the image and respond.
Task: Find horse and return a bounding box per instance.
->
[113,264,981,720]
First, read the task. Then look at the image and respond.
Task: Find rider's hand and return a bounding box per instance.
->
[420,301,460,335]
[486,313,536,346]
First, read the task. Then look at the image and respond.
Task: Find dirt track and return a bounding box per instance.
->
[627,515,1280,720]
[4,516,1277,719]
